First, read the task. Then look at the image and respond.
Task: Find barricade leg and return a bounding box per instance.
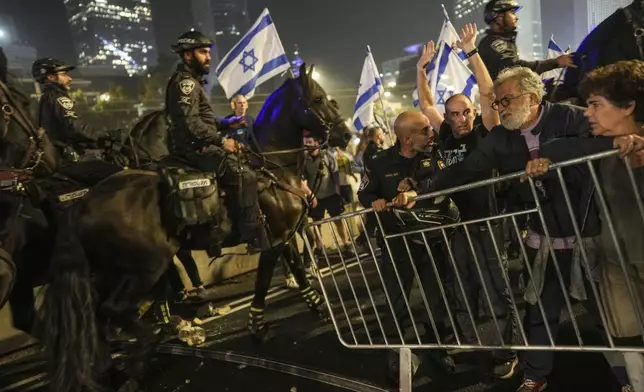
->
[399,348,413,392]
[625,352,644,392]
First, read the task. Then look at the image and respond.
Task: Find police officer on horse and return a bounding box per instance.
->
[165,31,268,253]
[478,0,575,81]
[32,57,122,184]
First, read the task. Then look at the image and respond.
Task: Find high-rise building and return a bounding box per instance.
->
[453,0,544,60]
[587,0,630,30]
[210,0,251,63]
[63,0,157,76]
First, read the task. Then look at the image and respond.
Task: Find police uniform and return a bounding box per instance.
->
[32,58,121,184]
[165,33,264,249]
[357,144,454,371]
[479,0,560,81]
[479,31,560,81]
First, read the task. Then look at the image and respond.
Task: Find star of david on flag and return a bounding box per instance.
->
[239,49,259,73]
[215,8,290,99]
[412,4,479,114]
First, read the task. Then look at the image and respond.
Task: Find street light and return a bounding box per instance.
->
[99,93,111,103]
[0,30,5,40]
[387,81,396,88]
[312,71,320,81]
[384,91,392,98]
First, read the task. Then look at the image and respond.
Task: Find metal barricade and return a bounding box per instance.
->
[303,149,644,391]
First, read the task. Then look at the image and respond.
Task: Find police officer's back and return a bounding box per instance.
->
[479,0,574,81]
[32,58,121,184]
[165,31,267,252]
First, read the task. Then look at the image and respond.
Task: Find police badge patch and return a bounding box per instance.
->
[56,97,74,110]
[491,40,508,53]
[179,79,196,95]
[358,173,370,191]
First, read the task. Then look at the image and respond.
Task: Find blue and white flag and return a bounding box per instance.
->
[215,8,290,99]
[352,46,384,132]
[413,7,479,113]
[541,35,566,86]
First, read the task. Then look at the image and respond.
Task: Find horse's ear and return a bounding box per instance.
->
[298,63,307,80]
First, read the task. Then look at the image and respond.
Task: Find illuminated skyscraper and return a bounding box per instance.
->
[63,0,157,76]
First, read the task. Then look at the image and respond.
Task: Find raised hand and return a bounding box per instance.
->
[417,41,436,72]
[456,23,478,53]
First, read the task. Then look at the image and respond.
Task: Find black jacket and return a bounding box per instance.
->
[165,63,231,154]
[479,30,560,81]
[38,83,109,151]
[363,141,383,169]
[432,101,606,238]
[358,144,445,232]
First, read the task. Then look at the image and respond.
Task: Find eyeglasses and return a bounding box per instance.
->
[491,93,530,111]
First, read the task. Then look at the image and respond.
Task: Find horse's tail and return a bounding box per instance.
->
[39,208,104,392]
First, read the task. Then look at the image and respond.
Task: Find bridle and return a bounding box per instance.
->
[257,79,345,157]
[0,80,46,172]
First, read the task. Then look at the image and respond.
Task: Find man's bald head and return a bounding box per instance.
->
[394,111,434,153]
[394,111,429,139]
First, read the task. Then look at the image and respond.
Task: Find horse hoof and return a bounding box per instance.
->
[249,325,271,345]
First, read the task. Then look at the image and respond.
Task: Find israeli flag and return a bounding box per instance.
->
[412,7,479,113]
[352,46,384,131]
[215,8,290,99]
[541,35,566,85]
[412,6,478,112]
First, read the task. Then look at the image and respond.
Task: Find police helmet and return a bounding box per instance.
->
[484,0,522,24]
[31,58,75,83]
[171,31,214,53]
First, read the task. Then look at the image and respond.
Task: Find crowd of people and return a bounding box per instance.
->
[332,2,644,392]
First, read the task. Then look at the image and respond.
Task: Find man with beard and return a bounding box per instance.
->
[415,23,517,379]
[32,57,122,184]
[429,66,644,392]
[165,31,267,253]
[358,111,456,385]
[479,0,574,81]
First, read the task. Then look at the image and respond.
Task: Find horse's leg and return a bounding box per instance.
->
[248,246,282,342]
[102,271,167,392]
[283,241,326,318]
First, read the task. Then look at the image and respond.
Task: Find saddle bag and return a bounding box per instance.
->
[159,167,220,227]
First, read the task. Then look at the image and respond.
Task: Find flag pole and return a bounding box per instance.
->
[367,45,395,145]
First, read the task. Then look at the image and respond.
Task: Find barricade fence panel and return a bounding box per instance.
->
[304,149,644,353]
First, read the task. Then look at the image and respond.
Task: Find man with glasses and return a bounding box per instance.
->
[479,0,574,81]
[415,23,518,379]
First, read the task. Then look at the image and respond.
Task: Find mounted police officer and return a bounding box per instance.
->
[165,31,268,253]
[479,0,575,81]
[32,57,122,184]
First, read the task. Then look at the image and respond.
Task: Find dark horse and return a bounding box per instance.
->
[551,1,644,103]
[0,71,60,329]
[40,64,352,392]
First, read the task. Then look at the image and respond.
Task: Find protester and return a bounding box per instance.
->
[524,60,644,392]
[301,133,350,253]
[415,22,517,379]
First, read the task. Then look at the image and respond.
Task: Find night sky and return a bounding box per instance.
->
[2,0,445,87]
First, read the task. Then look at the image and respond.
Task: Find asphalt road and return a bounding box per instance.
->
[0,249,626,392]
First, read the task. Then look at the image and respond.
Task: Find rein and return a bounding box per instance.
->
[0,81,47,172]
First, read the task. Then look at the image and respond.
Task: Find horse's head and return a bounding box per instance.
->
[292,63,352,149]
[0,81,59,175]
